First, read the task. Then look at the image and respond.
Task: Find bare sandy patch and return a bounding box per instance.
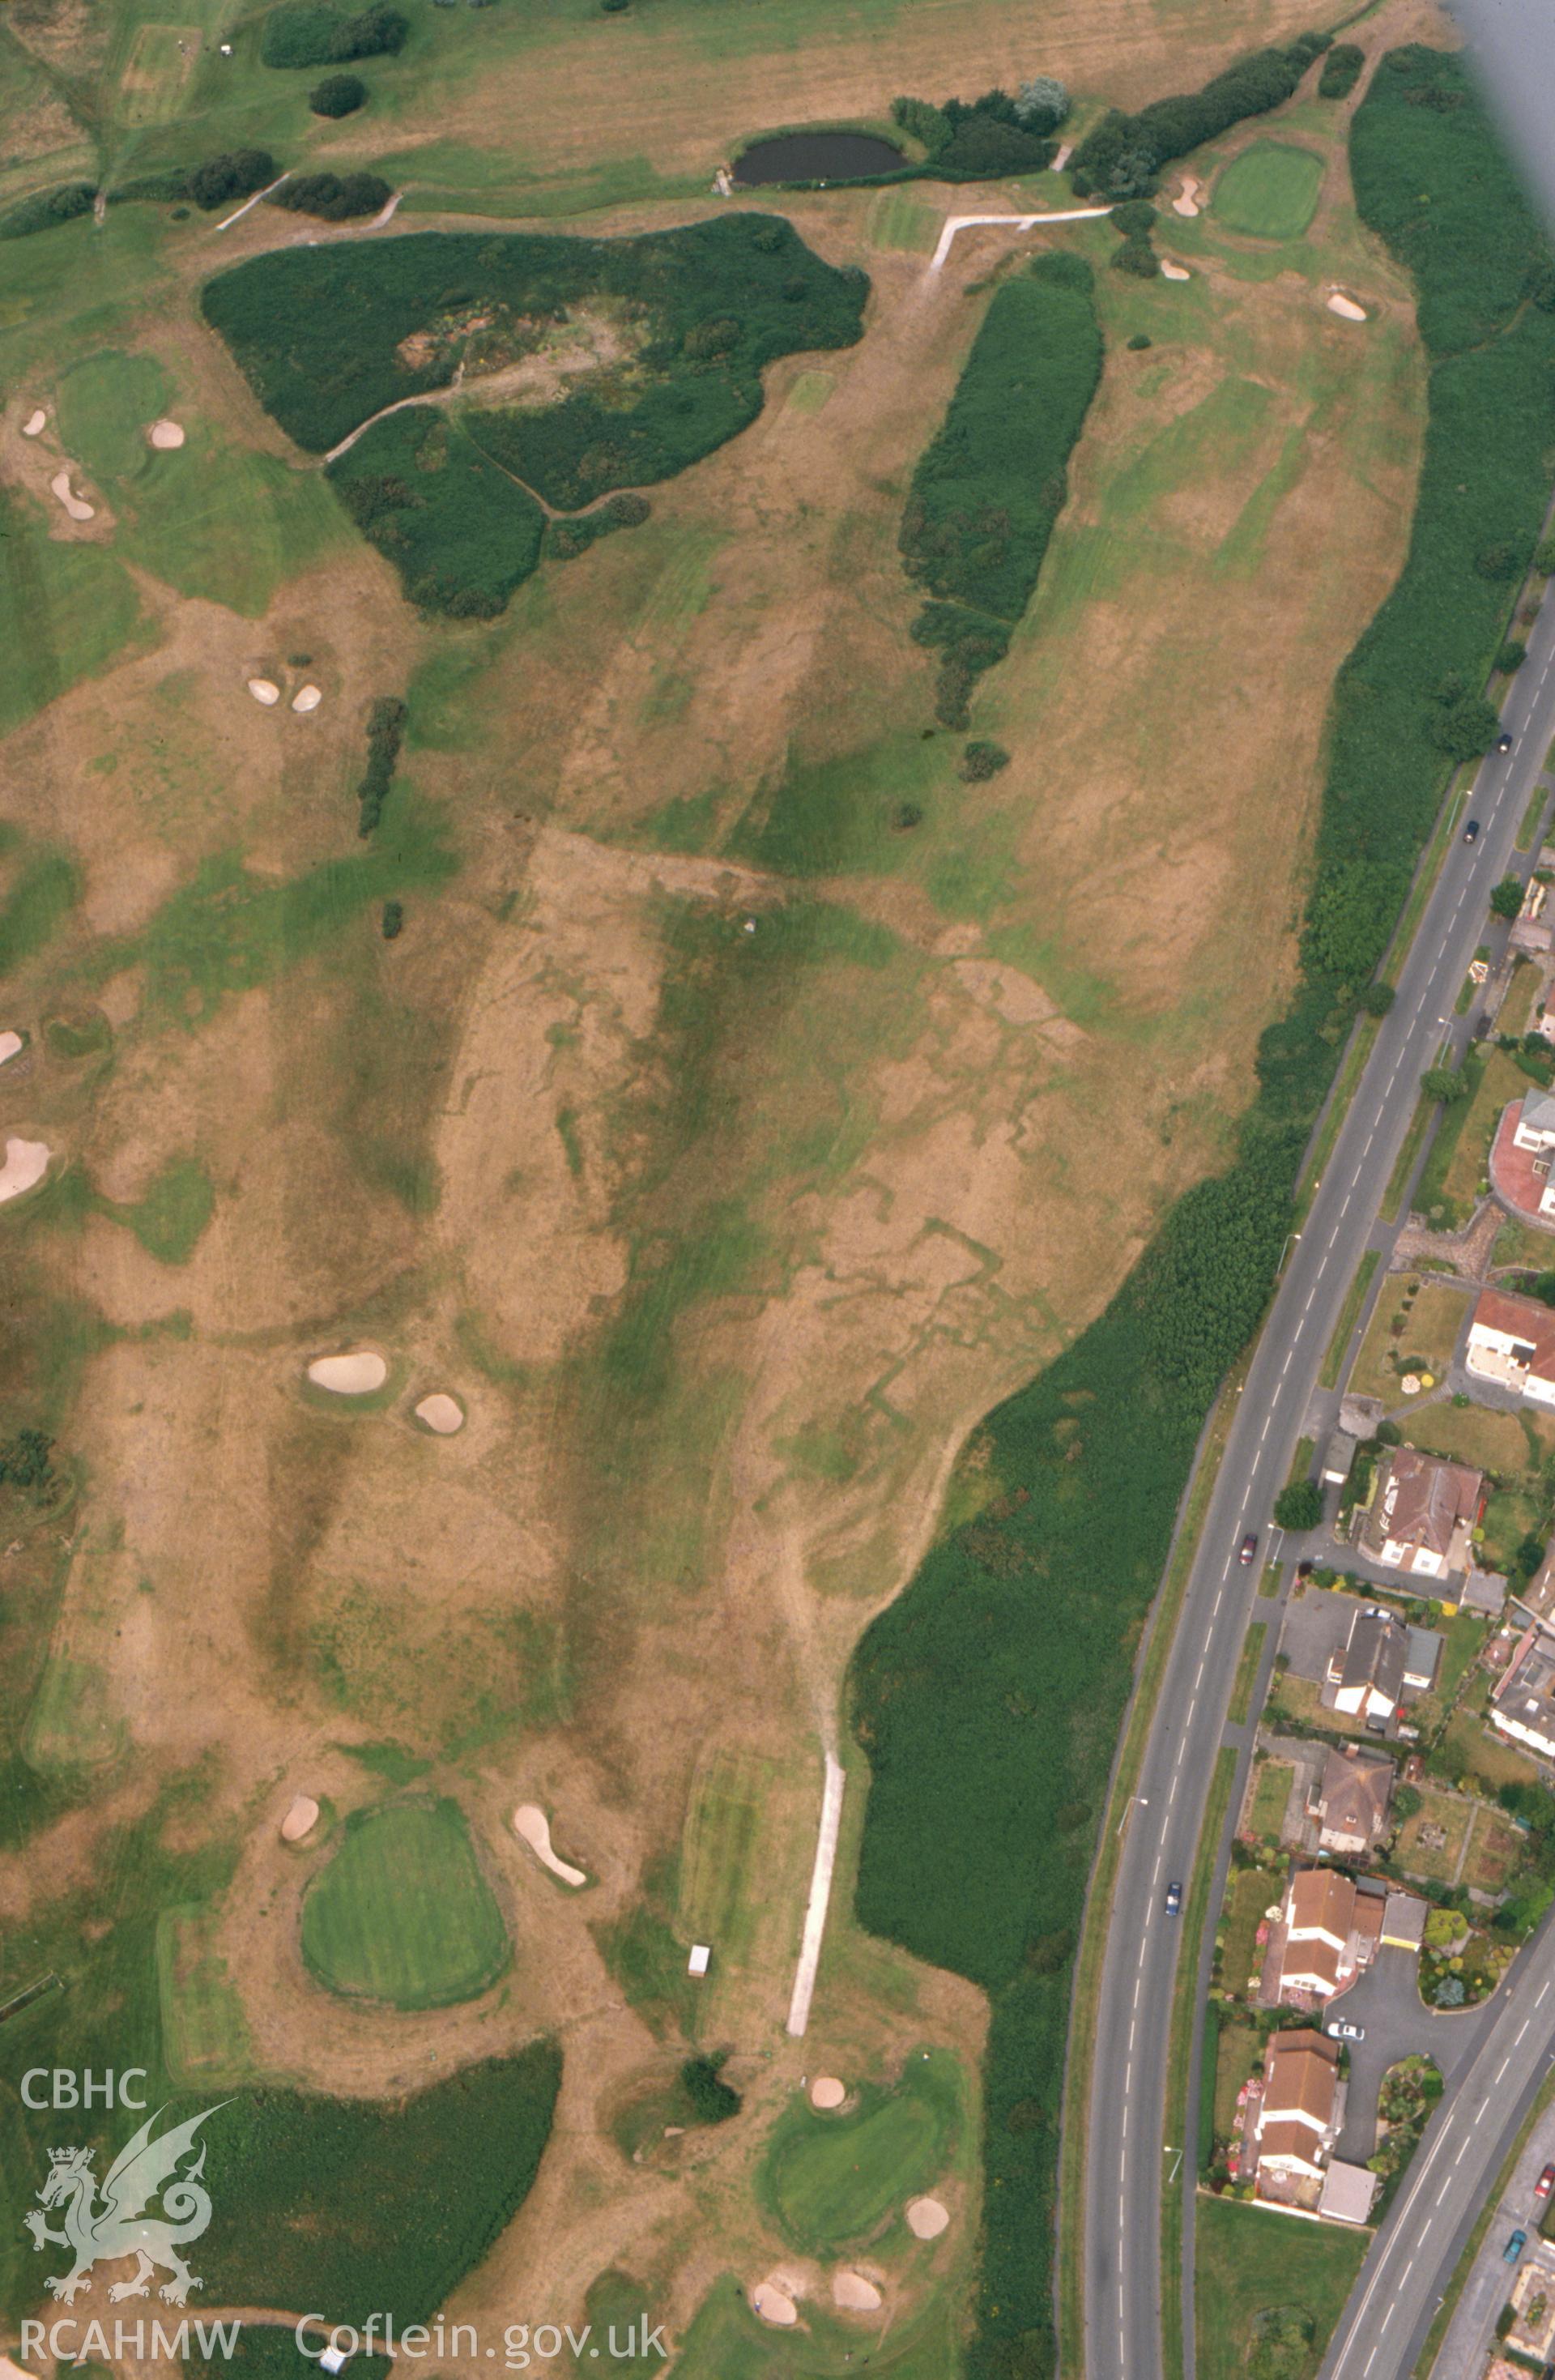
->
[21,409,46,437]
[50,469,94,521]
[809,2074,846,2109]
[292,684,322,713]
[149,419,185,450]
[280,1793,319,1843]
[1173,175,1203,217]
[247,677,280,706]
[832,2271,883,2312]
[906,2197,949,2239]
[751,2279,799,2327]
[0,1137,50,1201]
[1160,260,1191,282]
[513,1803,586,1887]
[1327,290,1368,321]
[414,1391,464,1434]
[0,1031,23,1068]
[306,1350,387,1394]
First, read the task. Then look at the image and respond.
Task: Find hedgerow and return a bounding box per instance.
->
[357,695,407,834]
[899,251,1101,722]
[1071,31,1328,198]
[259,0,406,66]
[1319,42,1365,100]
[0,182,95,239]
[268,169,391,219]
[852,45,1555,2380]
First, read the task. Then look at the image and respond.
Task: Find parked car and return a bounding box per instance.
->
[1239,1533,1258,1566]
[1505,2229,1528,2265]
[1535,2165,1555,2203]
[1497,732,1515,753]
[1463,817,1480,843]
[1325,2019,1365,2041]
[1165,1882,1183,1917]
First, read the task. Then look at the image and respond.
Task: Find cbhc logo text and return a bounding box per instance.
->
[20,2071,150,2109]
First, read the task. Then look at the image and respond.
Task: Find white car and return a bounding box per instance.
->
[1325,2019,1365,2042]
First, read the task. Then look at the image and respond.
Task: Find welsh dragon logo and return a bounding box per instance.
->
[24,2104,227,2305]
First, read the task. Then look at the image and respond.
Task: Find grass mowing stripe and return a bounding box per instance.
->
[1319,1248,1381,1389]
[1297,1014,1379,1209]
[1382,1095,1436,1226]
[1518,783,1549,852]
[1228,1624,1267,1728]
[1286,1435,1316,1488]
[1161,1745,1238,2380]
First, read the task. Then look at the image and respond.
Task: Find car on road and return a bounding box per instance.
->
[1165,1882,1182,1917]
[1463,817,1480,842]
[1325,2019,1365,2041]
[1497,732,1515,753]
[1536,2165,1555,2204]
[1505,2229,1528,2265]
[1239,1533,1258,1565]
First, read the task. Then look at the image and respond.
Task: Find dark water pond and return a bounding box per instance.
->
[732,132,907,186]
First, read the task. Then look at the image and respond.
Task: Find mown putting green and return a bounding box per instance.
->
[301,1795,510,2008]
[762,2048,961,2254]
[1212,141,1324,240]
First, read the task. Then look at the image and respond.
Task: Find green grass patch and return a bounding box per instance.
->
[103,1158,215,1265]
[1195,2192,1368,2380]
[156,1900,252,2083]
[1247,1757,1294,1842]
[0,847,80,979]
[300,1795,510,2008]
[1228,1623,1267,1726]
[1320,1248,1379,1389]
[1162,1745,1238,2380]
[760,2049,961,2255]
[1381,1096,1434,1225]
[1212,140,1325,240]
[678,1745,770,1956]
[0,491,148,740]
[1519,784,1549,852]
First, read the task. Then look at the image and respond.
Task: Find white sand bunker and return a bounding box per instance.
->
[0,1138,50,1203]
[1160,260,1191,283]
[833,2272,883,2314]
[306,1350,387,1394]
[21,408,46,437]
[1173,175,1202,217]
[248,677,281,706]
[810,2075,846,2110]
[292,684,322,714]
[280,1793,319,1843]
[148,419,185,450]
[513,1803,586,1887]
[0,1031,23,1068]
[50,470,94,522]
[415,1392,464,1435]
[751,2280,799,2328]
[906,2197,950,2240]
[1327,290,1368,322]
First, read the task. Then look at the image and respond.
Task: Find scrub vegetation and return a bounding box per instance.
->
[1071,32,1330,199]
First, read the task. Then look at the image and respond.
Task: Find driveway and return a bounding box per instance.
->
[1333,1947,1495,2160]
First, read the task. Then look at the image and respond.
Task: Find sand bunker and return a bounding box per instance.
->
[415,1392,464,1435]
[833,2273,883,2314]
[0,1032,23,1068]
[306,1350,387,1394]
[292,684,322,714]
[281,1794,319,1843]
[21,409,46,437]
[0,1138,50,1203]
[50,470,94,522]
[810,2075,846,2109]
[751,2281,799,2328]
[513,1803,586,1887]
[248,677,281,706]
[1327,291,1368,322]
[149,419,185,450]
[906,2197,950,2240]
[1172,175,1202,217]
[1160,261,1191,283]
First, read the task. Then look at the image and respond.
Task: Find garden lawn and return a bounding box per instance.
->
[1247,1758,1294,1843]
[1213,140,1325,239]
[1195,2192,1368,2380]
[1220,1866,1274,2001]
[300,1796,510,2008]
[1395,1787,1471,1887]
[1416,1048,1524,1229]
[1212,2016,1263,2139]
[1346,1274,1470,1402]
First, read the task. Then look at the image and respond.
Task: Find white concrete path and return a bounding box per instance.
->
[928,205,1111,272]
[785,1748,846,2037]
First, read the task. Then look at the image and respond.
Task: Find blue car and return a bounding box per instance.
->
[1165,1882,1183,1917]
[1505,2229,1527,2265]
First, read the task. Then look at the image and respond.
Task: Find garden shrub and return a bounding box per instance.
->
[1319,43,1365,100]
[0,182,95,239]
[260,0,406,64]
[268,170,392,220]
[309,71,367,114]
[900,251,1101,719]
[1071,35,1327,198]
[853,49,1555,2380]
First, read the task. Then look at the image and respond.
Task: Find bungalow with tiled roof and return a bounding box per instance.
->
[1314,1745,1394,1860]
[1466,1286,1555,1407]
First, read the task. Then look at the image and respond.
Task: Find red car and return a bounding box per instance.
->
[1535,2165,1555,2203]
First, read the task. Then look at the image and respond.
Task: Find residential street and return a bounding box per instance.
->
[1427,2091,1555,2380]
[1084,595,1555,2380]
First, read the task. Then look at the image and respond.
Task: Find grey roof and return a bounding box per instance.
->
[1463,1566,1509,1615]
[1340,1610,1408,1706]
[1404,1626,1443,1687]
[1523,1089,1555,1137]
[1382,1889,1427,1948]
[1323,1429,1359,1484]
[1320,2160,1379,2225]
[1317,1745,1393,1845]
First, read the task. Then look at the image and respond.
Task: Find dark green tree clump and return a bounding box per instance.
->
[678,2053,741,2125]
[0,181,96,239]
[1070,32,1329,198]
[960,740,1010,782]
[1273,1480,1323,1531]
[889,87,1062,181]
[900,251,1101,723]
[546,490,651,561]
[358,696,407,834]
[269,170,392,220]
[1319,43,1365,100]
[261,0,407,66]
[1490,876,1526,919]
[309,71,367,114]
[0,1427,60,1503]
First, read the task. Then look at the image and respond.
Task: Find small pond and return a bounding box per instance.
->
[732,132,907,186]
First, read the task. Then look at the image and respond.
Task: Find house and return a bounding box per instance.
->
[1466,1286,1555,1406]
[1253,2028,1342,2194]
[1272,1868,1385,2001]
[1314,1744,1394,1859]
[1358,1449,1483,1580]
[1513,1090,1555,1218]
[1380,1889,1428,1952]
[1490,1623,1555,1764]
